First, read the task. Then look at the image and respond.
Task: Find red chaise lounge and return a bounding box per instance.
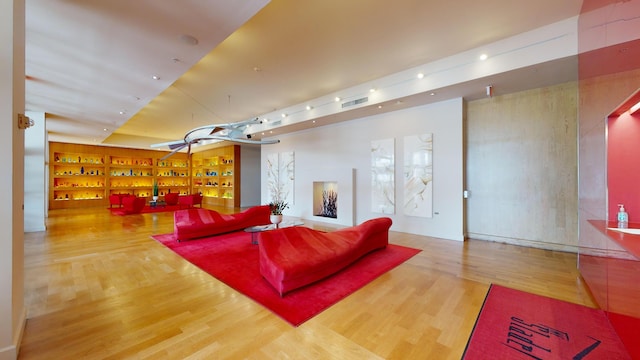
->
[173,205,271,241]
[258,217,392,296]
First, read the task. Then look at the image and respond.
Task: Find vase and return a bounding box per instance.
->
[270,214,283,227]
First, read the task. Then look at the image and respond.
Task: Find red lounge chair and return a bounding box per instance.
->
[164,192,179,205]
[121,196,146,214]
[178,193,203,208]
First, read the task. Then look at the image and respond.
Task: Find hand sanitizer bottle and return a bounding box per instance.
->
[617,204,628,229]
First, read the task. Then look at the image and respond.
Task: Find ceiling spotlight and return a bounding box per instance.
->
[334,96,341,102]
[479,54,488,61]
[369,88,376,93]
[119,111,126,115]
[417,73,424,79]
[281,113,287,118]
[430,92,436,96]
[306,105,313,110]
[103,128,108,132]
[179,34,199,46]
[378,105,383,109]
[152,75,160,80]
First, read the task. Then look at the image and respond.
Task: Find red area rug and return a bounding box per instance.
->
[463,284,631,359]
[109,205,182,215]
[152,231,420,326]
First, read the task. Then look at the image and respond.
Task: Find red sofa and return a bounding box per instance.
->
[121,196,146,214]
[258,217,392,296]
[173,205,271,241]
[179,193,203,208]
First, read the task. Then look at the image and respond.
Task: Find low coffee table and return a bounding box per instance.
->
[245,220,304,245]
[149,200,166,208]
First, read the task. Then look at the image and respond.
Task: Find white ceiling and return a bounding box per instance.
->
[25,0,585,151]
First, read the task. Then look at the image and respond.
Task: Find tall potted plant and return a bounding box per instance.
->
[152,180,159,201]
[268,200,288,226]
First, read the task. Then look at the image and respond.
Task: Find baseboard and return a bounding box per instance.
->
[467,232,579,253]
[15,307,26,359]
[0,345,16,360]
[0,307,27,360]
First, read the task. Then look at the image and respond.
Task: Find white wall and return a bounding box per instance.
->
[262,98,464,241]
[24,111,46,232]
[466,83,578,252]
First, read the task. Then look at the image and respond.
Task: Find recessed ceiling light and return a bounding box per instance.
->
[152,75,160,80]
[281,113,287,118]
[119,111,126,115]
[430,92,436,96]
[103,128,108,132]
[306,105,313,110]
[479,54,488,61]
[179,34,199,46]
[417,73,424,79]
[335,97,341,102]
[378,105,383,109]
[369,88,376,93]
[312,120,316,123]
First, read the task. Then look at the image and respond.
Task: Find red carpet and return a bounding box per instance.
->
[152,231,420,326]
[110,205,182,215]
[463,284,631,359]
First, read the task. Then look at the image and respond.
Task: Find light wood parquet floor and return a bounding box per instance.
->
[20,206,596,359]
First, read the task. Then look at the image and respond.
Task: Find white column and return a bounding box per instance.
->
[0,0,26,359]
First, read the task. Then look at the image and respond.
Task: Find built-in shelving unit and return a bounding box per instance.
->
[51,150,106,205]
[156,158,190,196]
[108,155,155,198]
[49,142,193,209]
[191,145,240,207]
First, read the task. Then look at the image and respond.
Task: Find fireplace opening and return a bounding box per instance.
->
[313,181,337,218]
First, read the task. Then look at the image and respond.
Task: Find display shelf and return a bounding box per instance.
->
[49,142,242,209]
[191,145,240,207]
[50,147,107,209]
[156,157,190,195]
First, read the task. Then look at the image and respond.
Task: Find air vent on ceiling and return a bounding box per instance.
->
[341,96,368,108]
